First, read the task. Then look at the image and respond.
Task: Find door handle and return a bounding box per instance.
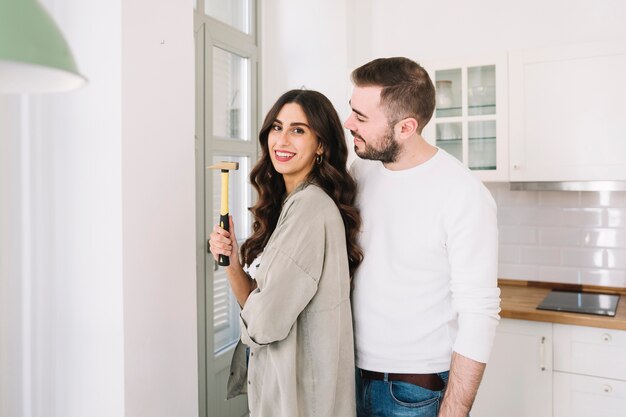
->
[539,336,546,371]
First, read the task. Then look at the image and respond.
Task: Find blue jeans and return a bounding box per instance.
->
[356,368,450,417]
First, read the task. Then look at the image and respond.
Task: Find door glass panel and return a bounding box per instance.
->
[213,47,250,141]
[436,122,462,162]
[468,120,496,170]
[435,68,462,118]
[205,0,250,33]
[468,65,496,116]
[210,155,252,353]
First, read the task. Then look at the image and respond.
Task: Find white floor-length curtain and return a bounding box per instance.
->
[0,1,125,415]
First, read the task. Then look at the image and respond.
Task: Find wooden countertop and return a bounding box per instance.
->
[499,279,626,331]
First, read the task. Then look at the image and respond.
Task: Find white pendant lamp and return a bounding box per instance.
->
[0,0,86,94]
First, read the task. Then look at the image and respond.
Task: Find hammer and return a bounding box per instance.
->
[207,161,239,266]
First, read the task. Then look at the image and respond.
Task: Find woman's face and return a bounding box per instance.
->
[267,102,322,191]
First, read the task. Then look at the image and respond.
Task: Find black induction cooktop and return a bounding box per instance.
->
[536,290,620,317]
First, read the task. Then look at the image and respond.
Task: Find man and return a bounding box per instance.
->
[345,57,500,417]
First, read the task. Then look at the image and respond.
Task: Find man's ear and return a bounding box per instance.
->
[398,117,419,138]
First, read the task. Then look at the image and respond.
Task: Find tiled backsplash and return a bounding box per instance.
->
[485,183,626,288]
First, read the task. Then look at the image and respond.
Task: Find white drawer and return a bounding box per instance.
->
[554,371,626,417]
[553,324,626,381]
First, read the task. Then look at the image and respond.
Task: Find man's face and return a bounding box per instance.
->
[344,85,400,163]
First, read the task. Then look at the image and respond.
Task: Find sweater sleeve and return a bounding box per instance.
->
[445,182,501,363]
[239,197,326,349]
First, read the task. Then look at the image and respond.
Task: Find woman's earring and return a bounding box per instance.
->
[315,154,323,165]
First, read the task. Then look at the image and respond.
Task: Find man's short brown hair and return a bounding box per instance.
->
[351,57,435,133]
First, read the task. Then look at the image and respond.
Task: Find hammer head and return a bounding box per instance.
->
[207,161,240,171]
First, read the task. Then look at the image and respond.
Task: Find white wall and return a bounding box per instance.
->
[260,0,351,121]
[353,0,626,63]
[0,1,197,416]
[121,1,197,416]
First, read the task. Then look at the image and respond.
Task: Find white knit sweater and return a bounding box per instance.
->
[351,149,501,373]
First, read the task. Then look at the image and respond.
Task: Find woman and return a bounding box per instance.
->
[209,89,362,417]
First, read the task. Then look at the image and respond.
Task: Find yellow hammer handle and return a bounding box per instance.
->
[220,170,229,216]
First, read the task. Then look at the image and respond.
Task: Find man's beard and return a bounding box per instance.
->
[354,126,400,163]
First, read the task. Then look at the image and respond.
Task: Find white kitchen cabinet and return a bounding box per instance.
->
[472,318,553,417]
[424,55,509,182]
[553,323,626,417]
[554,371,626,417]
[553,323,626,381]
[509,39,626,181]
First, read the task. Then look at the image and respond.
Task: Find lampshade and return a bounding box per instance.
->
[0,0,86,94]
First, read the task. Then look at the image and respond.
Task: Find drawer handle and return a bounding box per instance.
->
[602,384,613,394]
[539,336,546,371]
[602,333,612,343]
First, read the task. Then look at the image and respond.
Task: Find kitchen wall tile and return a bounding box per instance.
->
[499,226,537,245]
[497,207,526,226]
[539,191,580,207]
[539,227,581,247]
[582,229,626,248]
[561,248,604,268]
[607,208,626,228]
[497,188,538,207]
[499,264,538,281]
[538,266,582,284]
[582,269,626,287]
[484,182,506,200]
[532,273,568,283]
[499,245,521,263]
[606,249,626,269]
[520,247,561,265]
[580,191,626,208]
[520,207,563,226]
[492,187,626,288]
[559,208,604,227]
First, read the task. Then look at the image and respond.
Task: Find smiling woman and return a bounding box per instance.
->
[208,89,363,417]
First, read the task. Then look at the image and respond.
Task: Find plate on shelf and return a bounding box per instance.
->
[469,165,497,171]
[468,85,495,106]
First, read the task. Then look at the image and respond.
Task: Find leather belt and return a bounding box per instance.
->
[359,369,445,391]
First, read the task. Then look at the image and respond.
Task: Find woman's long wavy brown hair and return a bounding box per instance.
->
[240,89,363,277]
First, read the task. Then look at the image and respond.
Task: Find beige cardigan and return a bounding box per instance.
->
[228,182,356,417]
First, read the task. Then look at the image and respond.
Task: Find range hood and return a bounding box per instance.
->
[510,181,626,192]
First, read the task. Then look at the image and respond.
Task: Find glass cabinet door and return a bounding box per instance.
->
[435,68,462,118]
[469,120,496,170]
[431,57,507,181]
[434,68,462,162]
[436,122,462,162]
[468,65,496,116]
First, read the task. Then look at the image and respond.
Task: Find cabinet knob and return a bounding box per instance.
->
[602,333,612,343]
[602,384,613,394]
[512,163,520,170]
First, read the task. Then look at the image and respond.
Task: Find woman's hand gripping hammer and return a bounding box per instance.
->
[207,161,239,266]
